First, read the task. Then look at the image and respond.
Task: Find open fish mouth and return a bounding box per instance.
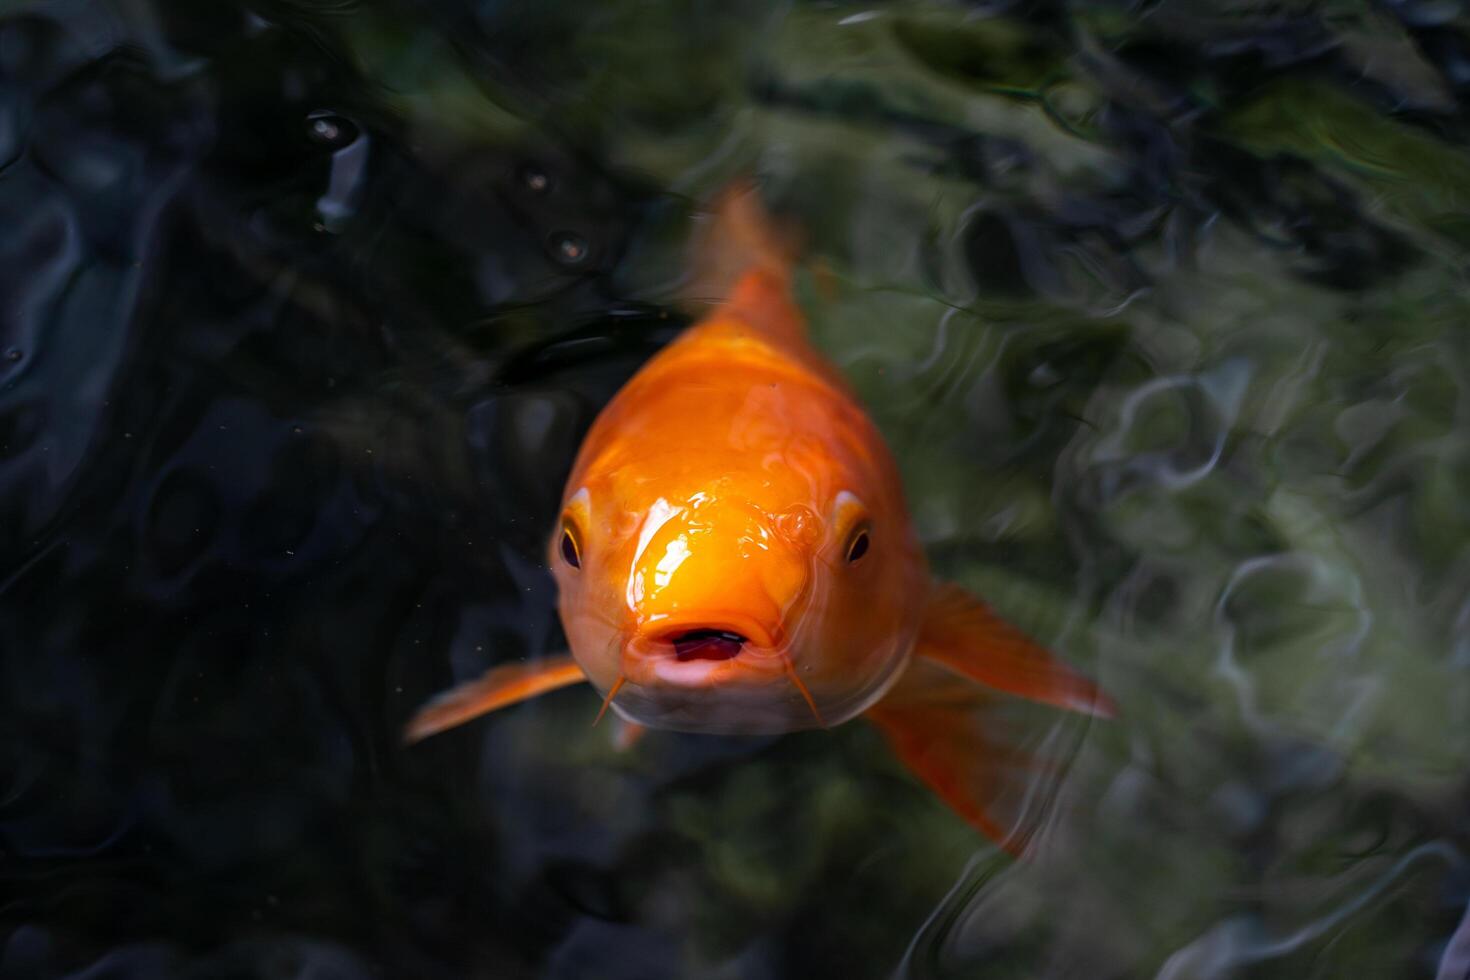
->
[670,628,747,661]
[635,614,779,658]
[615,621,826,728]
[621,619,785,689]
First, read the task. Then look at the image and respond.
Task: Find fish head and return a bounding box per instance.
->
[549,459,924,734]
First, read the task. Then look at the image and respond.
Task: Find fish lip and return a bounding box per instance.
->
[636,615,781,653]
[622,617,788,688]
[667,627,747,662]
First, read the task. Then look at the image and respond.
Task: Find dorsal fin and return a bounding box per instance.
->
[683,181,808,345]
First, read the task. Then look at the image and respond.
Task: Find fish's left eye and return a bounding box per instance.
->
[845,527,870,564]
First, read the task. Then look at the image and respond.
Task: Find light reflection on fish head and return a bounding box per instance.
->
[549,473,923,734]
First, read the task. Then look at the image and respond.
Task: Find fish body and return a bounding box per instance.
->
[553,263,927,734]
[408,187,1112,848]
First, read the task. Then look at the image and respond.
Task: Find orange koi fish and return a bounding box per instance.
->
[407,185,1114,850]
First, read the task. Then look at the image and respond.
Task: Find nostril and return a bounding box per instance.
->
[775,505,819,547]
[671,629,746,661]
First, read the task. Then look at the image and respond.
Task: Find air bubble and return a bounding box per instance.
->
[550,231,588,265]
[304,111,358,150]
[520,165,551,194]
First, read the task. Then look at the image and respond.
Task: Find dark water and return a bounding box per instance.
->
[3,1,1470,977]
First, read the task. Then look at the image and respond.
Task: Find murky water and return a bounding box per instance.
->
[3,1,1469,977]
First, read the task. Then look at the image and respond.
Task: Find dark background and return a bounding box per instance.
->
[4,1,1470,977]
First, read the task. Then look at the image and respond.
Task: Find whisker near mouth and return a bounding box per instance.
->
[593,675,626,727]
[671,629,746,662]
[781,653,827,729]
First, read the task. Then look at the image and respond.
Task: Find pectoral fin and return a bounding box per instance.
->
[404,655,587,744]
[864,584,1113,851]
[917,584,1116,718]
[865,661,1056,854]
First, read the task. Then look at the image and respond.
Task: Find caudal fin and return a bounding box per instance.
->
[403,655,587,744]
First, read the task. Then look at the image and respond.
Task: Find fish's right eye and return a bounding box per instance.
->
[560,526,581,569]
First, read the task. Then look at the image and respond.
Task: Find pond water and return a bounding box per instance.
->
[2,1,1469,977]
